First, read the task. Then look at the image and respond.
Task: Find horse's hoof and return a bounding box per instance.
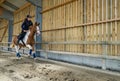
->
[16,57,22,60]
[33,53,36,58]
[29,49,32,55]
[18,57,22,60]
[27,54,30,57]
[16,53,21,57]
[34,58,37,61]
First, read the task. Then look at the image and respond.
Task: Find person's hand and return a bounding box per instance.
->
[24,30,28,32]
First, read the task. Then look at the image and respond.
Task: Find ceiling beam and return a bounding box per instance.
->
[14,2,31,14]
[0,7,13,20]
[26,0,42,7]
[0,0,5,5]
[4,1,19,10]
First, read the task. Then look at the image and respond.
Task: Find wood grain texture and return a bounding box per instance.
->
[42,0,119,56]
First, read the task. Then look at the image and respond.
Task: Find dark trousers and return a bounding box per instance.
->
[18,31,26,41]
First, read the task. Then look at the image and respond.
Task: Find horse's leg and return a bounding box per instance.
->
[26,44,36,59]
[15,45,21,58]
[26,44,32,56]
[32,46,36,59]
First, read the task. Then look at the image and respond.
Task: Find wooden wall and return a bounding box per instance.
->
[42,0,84,52]
[42,0,120,56]
[13,3,36,36]
[0,19,8,43]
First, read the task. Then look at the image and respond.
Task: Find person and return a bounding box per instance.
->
[17,15,33,44]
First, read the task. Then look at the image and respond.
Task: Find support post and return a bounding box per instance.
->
[35,1,42,57]
[8,20,13,51]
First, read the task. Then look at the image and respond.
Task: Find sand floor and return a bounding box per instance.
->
[0,52,120,81]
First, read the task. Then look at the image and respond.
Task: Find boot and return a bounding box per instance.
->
[17,39,20,45]
[17,35,21,44]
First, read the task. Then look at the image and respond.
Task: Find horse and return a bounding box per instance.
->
[10,22,40,59]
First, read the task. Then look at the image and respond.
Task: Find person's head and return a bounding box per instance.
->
[26,15,32,21]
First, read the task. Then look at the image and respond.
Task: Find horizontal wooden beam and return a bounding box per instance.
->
[41,0,78,13]
[12,35,18,36]
[14,2,31,14]
[0,36,8,37]
[0,25,8,30]
[36,41,120,45]
[0,41,120,45]
[41,18,120,32]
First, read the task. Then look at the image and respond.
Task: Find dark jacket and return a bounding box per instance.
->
[21,18,33,30]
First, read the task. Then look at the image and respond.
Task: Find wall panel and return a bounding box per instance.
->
[42,0,120,56]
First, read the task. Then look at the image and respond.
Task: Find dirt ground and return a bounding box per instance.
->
[0,52,120,81]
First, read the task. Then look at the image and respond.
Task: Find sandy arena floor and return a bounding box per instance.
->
[0,51,120,81]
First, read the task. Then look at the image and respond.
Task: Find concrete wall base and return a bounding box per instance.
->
[40,51,120,72]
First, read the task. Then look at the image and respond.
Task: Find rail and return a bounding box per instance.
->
[0,41,120,70]
[1,41,120,45]
[0,41,120,56]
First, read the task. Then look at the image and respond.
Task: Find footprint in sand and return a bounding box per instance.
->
[9,70,15,73]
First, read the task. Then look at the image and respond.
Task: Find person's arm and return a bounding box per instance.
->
[29,21,33,26]
[21,22,26,30]
[21,21,28,32]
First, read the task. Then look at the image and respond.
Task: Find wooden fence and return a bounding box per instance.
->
[41,0,120,56]
[0,19,8,43]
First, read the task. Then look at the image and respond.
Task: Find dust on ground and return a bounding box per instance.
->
[0,52,120,81]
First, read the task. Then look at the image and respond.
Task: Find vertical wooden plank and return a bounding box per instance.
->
[88,0,90,53]
[62,0,65,51]
[77,0,83,53]
[42,0,45,50]
[50,0,53,50]
[117,0,120,56]
[101,0,104,54]
[94,0,97,54]
[103,0,106,42]
[90,0,93,54]
[96,0,99,54]
[57,0,60,51]
[107,0,111,55]
[86,0,88,53]
[110,0,112,56]
[112,0,115,55]
[66,1,70,52]
[69,1,72,52]
[55,0,58,51]
[114,0,117,56]
[106,0,108,56]
[72,0,77,52]
[98,0,102,54]
[83,0,87,53]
